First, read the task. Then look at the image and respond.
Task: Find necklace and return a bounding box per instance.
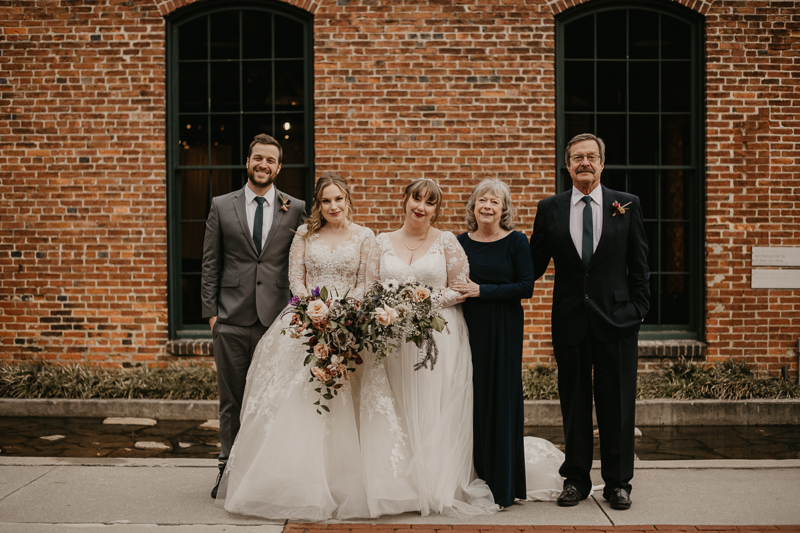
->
[401,226,430,251]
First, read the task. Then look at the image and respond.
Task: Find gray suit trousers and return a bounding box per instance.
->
[213,321,268,465]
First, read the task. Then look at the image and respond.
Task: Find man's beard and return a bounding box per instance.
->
[247,167,276,190]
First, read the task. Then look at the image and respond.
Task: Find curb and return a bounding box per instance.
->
[1,398,799,425]
[0,398,219,420]
[524,398,800,426]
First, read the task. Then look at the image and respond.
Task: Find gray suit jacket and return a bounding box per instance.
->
[201,185,307,328]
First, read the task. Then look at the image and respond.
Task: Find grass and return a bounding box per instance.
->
[0,363,218,400]
[1,359,798,401]
[522,359,800,401]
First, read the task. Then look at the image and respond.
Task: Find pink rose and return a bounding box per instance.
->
[314,343,330,359]
[307,299,329,322]
[413,286,431,303]
[311,366,328,382]
[375,306,398,326]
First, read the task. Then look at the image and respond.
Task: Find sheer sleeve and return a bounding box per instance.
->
[366,232,385,285]
[352,227,376,301]
[289,225,309,298]
[438,231,470,308]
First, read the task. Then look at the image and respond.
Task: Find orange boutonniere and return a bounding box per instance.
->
[612,201,632,217]
[278,193,291,212]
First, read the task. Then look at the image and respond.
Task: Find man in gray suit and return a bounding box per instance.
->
[201,134,307,498]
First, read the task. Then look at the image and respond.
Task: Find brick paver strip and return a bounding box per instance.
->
[281,527,800,533]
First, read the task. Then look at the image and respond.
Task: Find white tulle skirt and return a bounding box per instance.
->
[216,307,418,520]
[383,305,499,516]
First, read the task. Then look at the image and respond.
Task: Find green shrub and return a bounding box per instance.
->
[636,358,800,400]
[0,363,218,400]
[523,359,800,401]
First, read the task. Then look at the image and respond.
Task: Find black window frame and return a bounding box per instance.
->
[166,0,314,339]
[555,0,705,339]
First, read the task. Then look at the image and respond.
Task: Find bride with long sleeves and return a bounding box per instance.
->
[366,178,500,516]
[216,174,418,520]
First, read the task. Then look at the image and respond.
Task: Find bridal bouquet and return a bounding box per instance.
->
[359,278,448,371]
[282,286,365,414]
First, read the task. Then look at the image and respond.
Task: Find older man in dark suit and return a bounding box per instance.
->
[530,133,649,510]
[202,134,306,498]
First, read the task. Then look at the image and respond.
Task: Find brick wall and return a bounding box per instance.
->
[0,0,169,366]
[704,0,800,375]
[1,0,799,378]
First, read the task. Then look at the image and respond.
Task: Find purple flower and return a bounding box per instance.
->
[311,286,321,298]
[289,295,300,306]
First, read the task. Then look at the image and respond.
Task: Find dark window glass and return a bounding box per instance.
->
[274,17,304,58]
[274,60,305,111]
[596,61,626,112]
[558,4,702,337]
[661,114,691,166]
[629,62,658,112]
[210,62,239,112]
[178,116,208,166]
[629,114,659,165]
[169,5,312,337]
[661,62,691,111]
[596,113,626,163]
[628,169,658,217]
[629,10,659,59]
[564,62,594,111]
[596,10,626,59]
[179,17,207,60]
[210,115,241,166]
[243,61,273,112]
[564,15,594,59]
[662,15,691,59]
[178,63,208,113]
[210,11,239,60]
[243,11,272,59]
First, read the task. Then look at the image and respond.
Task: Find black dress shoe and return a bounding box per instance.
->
[211,466,224,499]
[608,488,632,510]
[557,485,585,507]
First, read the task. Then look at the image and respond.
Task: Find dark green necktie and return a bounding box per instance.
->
[582,195,593,269]
[253,196,265,255]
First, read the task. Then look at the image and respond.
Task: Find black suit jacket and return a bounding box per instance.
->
[530,185,650,345]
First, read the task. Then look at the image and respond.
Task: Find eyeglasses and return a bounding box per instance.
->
[569,153,601,164]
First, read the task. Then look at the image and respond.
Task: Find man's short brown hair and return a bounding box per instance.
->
[248,134,283,164]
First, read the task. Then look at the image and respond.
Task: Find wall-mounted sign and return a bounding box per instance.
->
[751,269,800,289]
[752,247,800,267]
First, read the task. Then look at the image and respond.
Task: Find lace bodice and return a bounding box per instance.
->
[289,224,375,301]
[367,231,469,308]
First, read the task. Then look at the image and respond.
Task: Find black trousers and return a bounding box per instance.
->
[553,328,638,497]
[213,321,269,466]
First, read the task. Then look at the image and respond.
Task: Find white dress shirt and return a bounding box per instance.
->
[569,185,603,260]
[245,184,275,251]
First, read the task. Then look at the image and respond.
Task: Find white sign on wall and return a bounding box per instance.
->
[751,269,800,289]
[752,247,800,267]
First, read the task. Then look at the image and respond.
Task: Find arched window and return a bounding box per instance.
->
[167,1,313,338]
[556,0,704,338]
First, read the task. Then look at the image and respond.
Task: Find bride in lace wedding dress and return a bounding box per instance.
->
[367,179,565,515]
[216,174,418,520]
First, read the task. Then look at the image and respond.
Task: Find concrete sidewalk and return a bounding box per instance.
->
[1,457,799,532]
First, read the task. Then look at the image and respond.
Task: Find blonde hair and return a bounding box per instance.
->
[402,178,443,224]
[305,172,354,238]
[465,178,517,233]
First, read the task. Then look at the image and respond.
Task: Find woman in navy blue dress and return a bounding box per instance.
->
[452,178,535,508]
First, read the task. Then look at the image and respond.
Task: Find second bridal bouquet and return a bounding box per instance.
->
[282,286,365,414]
[359,278,448,371]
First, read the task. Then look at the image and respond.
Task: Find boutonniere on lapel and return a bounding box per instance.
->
[612,201,632,217]
[278,193,291,212]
